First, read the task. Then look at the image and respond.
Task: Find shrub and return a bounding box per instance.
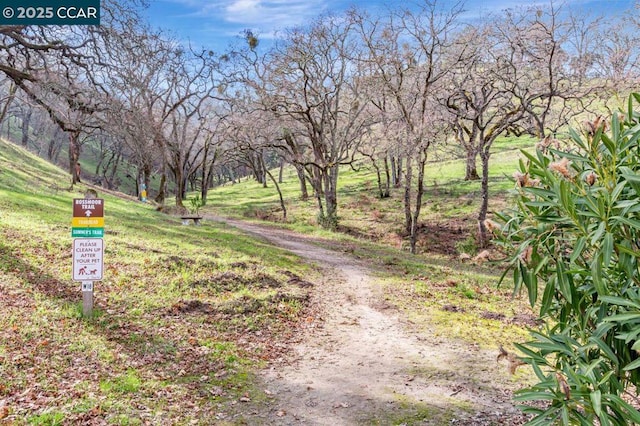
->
[188,195,203,215]
[494,94,640,425]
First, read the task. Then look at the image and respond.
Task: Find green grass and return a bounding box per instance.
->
[0,135,539,424]
[201,134,540,352]
[0,140,316,424]
[202,134,535,252]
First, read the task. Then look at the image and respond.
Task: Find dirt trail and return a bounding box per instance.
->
[214,218,527,425]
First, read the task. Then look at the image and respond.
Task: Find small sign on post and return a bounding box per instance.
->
[72,197,104,317]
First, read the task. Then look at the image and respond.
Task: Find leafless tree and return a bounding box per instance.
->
[591,5,640,109]
[252,14,375,229]
[354,1,463,252]
[0,1,148,185]
[443,3,599,247]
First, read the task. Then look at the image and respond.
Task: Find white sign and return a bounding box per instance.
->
[72,238,104,281]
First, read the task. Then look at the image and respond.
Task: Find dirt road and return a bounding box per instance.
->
[216,218,528,425]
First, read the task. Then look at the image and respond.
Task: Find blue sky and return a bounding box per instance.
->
[144,0,636,52]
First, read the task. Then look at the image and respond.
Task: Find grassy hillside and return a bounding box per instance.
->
[0,136,538,424]
[204,135,535,255]
[199,135,540,366]
[0,140,315,424]
[200,136,539,361]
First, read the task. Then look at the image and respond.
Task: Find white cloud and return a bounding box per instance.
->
[159,0,328,28]
[223,0,327,27]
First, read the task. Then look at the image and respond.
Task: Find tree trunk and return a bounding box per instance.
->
[266,168,287,221]
[383,156,391,198]
[201,149,218,206]
[390,156,397,186]
[477,149,491,248]
[465,148,480,181]
[21,109,31,148]
[155,167,167,205]
[260,154,268,188]
[321,165,339,229]
[312,166,323,197]
[409,151,428,254]
[0,83,16,129]
[68,131,81,185]
[278,159,284,184]
[403,156,413,235]
[394,156,403,188]
[295,164,308,200]
[105,152,122,190]
[174,167,187,206]
[47,127,62,161]
[201,161,216,205]
[373,159,384,198]
[310,166,325,222]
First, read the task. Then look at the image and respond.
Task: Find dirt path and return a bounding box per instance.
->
[214,218,528,425]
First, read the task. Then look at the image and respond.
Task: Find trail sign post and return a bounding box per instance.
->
[72,197,104,317]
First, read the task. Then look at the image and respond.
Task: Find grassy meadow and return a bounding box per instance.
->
[0,140,316,424]
[201,135,540,363]
[0,134,541,424]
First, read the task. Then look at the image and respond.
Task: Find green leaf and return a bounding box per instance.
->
[540,280,555,317]
[611,215,640,230]
[570,237,586,264]
[591,221,606,245]
[603,232,614,268]
[610,181,626,204]
[521,148,544,167]
[556,263,572,303]
[600,296,640,309]
[614,242,640,257]
[604,393,640,423]
[559,180,574,215]
[569,127,587,150]
[513,391,557,402]
[591,254,607,296]
[591,389,602,417]
[612,112,620,143]
[521,263,537,307]
[624,358,640,372]
[588,336,619,366]
[601,132,615,155]
[513,266,522,297]
[605,312,640,322]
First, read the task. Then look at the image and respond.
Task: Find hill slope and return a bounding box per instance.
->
[0,139,314,424]
[0,138,537,424]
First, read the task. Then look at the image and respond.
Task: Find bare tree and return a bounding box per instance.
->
[591,5,640,109]
[0,1,148,186]
[354,1,463,252]
[444,3,597,247]
[253,14,375,229]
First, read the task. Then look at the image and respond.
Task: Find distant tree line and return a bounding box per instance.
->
[1,0,639,250]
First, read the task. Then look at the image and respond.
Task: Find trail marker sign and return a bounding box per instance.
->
[71,197,105,318]
[72,238,104,280]
[73,198,104,218]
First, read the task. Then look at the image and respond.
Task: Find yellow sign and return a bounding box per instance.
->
[71,217,104,228]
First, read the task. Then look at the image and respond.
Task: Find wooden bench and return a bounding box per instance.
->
[180,216,203,225]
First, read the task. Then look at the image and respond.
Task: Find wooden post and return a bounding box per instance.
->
[82,281,93,317]
[72,193,103,319]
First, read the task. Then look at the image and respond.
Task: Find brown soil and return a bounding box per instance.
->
[210,217,531,425]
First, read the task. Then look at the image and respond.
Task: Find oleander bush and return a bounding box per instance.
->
[495,93,640,425]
